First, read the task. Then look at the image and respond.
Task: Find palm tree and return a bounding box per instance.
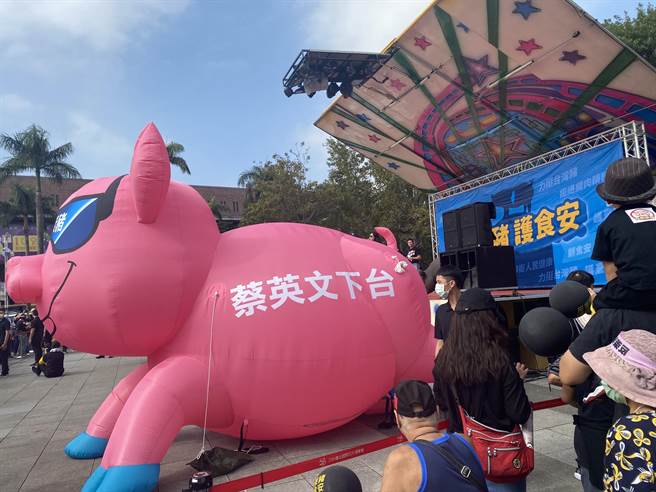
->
[0,125,79,253]
[206,197,228,221]
[11,183,35,254]
[166,142,190,175]
[237,164,269,204]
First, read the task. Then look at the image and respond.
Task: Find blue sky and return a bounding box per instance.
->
[0,0,645,188]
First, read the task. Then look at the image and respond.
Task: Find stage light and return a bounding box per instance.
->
[303,77,329,94]
[327,82,339,98]
[284,87,293,98]
[339,81,353,98]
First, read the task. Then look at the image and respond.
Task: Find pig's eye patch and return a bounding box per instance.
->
[50,176,124,254]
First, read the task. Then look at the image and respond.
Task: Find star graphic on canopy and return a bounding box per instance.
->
[414,36,432,50]
[336,120,349,130]
[513,0,541,20]
[390,78,407,91]
[517,38,542,56]
[387,162,400,170]
[560,50,586,65]
[484,133,531,167]
[456,22,470,33]
[356,113,370,122]
[463,55,498,87]
[369,134,381,143]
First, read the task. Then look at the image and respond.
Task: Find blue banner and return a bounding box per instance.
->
[434,142,624,288]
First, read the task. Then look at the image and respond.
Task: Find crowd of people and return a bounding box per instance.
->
[318,157,656,492]
[0,306,65,378]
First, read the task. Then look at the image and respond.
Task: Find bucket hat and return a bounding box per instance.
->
[583,329,656,407]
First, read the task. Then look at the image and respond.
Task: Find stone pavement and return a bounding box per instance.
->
[0,353,583,492]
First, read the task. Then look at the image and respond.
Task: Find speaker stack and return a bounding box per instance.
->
[440,202,517,289]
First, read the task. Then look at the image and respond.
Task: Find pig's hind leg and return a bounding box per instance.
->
[66,363,149,459]
[81,356,233,492]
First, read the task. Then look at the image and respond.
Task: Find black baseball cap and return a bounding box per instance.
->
[313,465,362,492]
[455,288,497,313]
[394,380,436,418]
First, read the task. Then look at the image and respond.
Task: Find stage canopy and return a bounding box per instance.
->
[314,0,656,191]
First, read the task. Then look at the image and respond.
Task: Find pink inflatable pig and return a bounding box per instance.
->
[5,123,435,491]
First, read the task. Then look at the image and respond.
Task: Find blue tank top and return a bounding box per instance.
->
[408,433,486,492]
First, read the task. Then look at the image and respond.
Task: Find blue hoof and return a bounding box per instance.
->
[82,464,160,492]
[65,432,109,459]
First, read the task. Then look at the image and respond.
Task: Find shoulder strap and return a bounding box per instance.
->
[413,440,488,492]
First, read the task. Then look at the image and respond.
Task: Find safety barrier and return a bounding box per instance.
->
[212,397,566,491]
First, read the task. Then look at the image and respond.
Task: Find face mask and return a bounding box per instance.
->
[601,380,627,405]
[434,283,449,300]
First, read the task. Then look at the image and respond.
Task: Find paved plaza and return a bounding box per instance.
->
[1,353,583,491]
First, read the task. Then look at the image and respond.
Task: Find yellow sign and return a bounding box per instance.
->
[28,235,38,252]
[12,235,26,253]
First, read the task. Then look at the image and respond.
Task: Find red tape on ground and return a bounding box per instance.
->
[212,398,564,491]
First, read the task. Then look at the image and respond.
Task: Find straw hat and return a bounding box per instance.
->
[583,330,656,407]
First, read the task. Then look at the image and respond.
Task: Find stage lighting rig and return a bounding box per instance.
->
[282,49,391,99]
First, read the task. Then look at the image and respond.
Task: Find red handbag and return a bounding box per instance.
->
[456,405,534,483]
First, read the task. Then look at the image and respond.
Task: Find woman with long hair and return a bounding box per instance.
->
[433,288,532,492]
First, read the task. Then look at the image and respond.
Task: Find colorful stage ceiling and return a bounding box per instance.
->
[315,0,656,191]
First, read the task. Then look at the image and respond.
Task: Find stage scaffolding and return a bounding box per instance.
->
[428,121,650,258]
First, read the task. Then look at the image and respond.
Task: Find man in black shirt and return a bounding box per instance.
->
[433,265,464,357]
[0,310,9,376]
[28,309,44,366]
[405,239,422,270]
[591,157,656,310]
[32,341,65,378]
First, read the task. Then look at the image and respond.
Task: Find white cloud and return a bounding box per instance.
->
[0,94,36,114]
[303,0,429,52]
[67,112,133,177]
[0,1,189,54]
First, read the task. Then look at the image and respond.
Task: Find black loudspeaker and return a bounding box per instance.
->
[439,246,516,289]
[459,202,495,248]
[443,210,461,251]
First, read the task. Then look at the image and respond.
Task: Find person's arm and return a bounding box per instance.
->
[380,447,418,492]
[560,384,577,407]
[560,313,612,385]
[559,350,592,386]
[503,363,532,425]
[1,330,9,350]
[547,373,562,387]
[434,339,444,358]
[28,325,35,345]
[603,261,618,283]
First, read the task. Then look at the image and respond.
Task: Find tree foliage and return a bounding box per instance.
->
[603,3,656,66]
[239,139,432,260]
[167,141,191,175]
[0,125,78,252]
[239,145,320,225]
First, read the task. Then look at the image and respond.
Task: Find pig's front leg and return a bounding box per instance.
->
[66,363,149,459]
[81,356,233,492]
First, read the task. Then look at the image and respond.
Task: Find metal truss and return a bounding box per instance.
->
[427,121,649,258]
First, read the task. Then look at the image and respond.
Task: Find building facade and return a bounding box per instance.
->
[0,175,246,255]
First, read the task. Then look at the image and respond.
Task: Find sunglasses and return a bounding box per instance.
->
[50,176,124,254]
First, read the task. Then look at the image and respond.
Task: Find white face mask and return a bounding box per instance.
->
[434,282,449,299]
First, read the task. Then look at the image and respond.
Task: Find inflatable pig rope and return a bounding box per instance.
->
[6,123,435,491]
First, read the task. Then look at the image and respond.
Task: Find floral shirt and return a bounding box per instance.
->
[604,412,656,491]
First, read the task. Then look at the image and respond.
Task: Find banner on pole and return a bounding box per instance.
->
[434,142,624,288]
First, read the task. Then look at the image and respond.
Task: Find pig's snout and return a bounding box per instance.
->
[6,255,44,303]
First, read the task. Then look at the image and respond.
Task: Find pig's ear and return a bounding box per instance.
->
[129,122,170,224]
